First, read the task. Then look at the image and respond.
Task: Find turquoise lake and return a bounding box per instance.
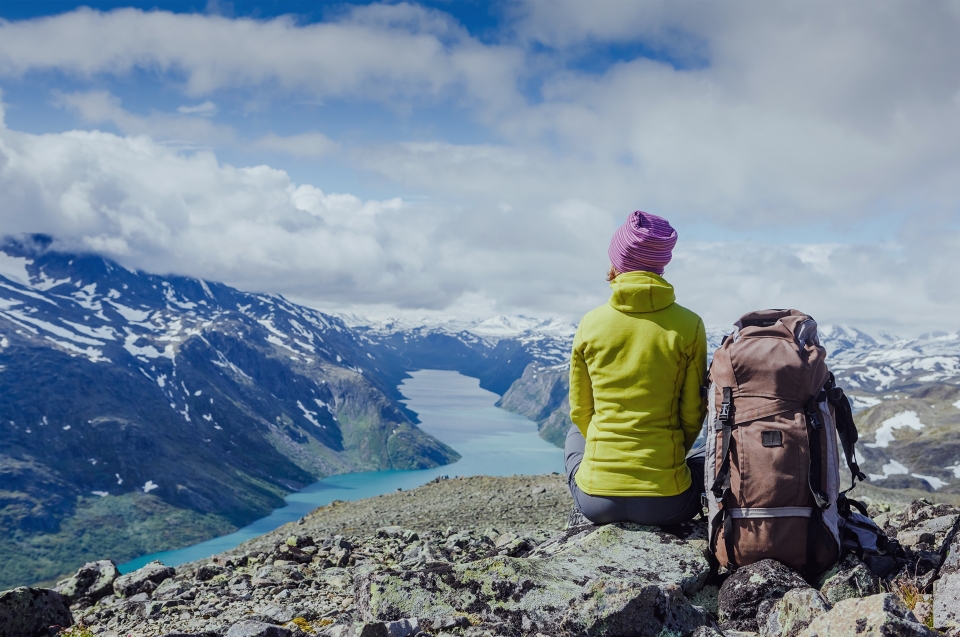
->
[119,369,564,572]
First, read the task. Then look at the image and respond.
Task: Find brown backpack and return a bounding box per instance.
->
[705,309,866,576]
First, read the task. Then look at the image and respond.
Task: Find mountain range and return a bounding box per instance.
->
[2,234,959,589]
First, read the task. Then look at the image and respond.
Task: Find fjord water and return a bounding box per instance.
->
[119,370,563,572]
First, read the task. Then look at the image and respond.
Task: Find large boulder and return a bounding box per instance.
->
[54,559,119,605]
[819,554,879,604]
[356,521,710,636]
[934,531,960,631]
[0,587,73,637]
[225,621,293,637]
[113,560,176,598]
[758,587,831,637]
[798,593,936,636]
[717,559,809,632]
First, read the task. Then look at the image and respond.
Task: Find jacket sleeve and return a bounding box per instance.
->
[679,318,708,451]
[568,324,594,437]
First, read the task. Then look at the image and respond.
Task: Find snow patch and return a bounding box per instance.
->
[865,411,925,448]
[109,301,151,322]
[912,473,948,490]
[44,337,108,363]
[954,399,960,410]
[868,459,909,481]
[851,395,882,409]
[142,480,159,493]
[266,334,299,355]
[0,253,32,285]
[297,400,323,427]
[123,333,174,359]
[5,310,103,345]
[91,491,109,498]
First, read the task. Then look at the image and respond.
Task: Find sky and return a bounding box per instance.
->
[0,0,959,335]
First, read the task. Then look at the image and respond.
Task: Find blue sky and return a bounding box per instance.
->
[1,1,959,333]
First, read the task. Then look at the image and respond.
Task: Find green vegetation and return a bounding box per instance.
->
[0,492,234,590]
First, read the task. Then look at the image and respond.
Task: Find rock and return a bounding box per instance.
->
[863,554,898,578]
[430,616,471,631]
[560,580,707,637]
[113,560,176,598]
[691,628,724,637]
[717,559,809,632]
[819,554,879,604]
[0,587,73,637]
[899,530,936,547]
[321,622,418,637]
[356,521,710,636]
[225,621,293,637]
[798,593,937,636]
[758,587,831,637]
[196,564,227,581]
[285,534,315,548]
[935,532,960,631]
[275,544,312,564]
[153,578,187,600]
[383,618,420,637]
[54,559,120,605]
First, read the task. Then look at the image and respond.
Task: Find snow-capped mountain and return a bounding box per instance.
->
[0,235,459,588]
[4,233,959,587]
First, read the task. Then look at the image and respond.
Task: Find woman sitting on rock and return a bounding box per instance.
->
[566,210,707,526]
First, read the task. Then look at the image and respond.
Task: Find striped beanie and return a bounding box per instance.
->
[608,211,677,276]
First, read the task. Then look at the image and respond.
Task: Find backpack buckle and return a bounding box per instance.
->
[719,387,733,422]
[719,402,730,421]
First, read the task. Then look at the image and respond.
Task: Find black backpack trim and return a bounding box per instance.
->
[823,373,868,492]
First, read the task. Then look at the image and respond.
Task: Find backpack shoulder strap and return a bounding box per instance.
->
[825,373,867,492]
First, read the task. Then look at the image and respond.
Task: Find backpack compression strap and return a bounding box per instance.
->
[824,373,868,492]
[709,387,737,568]
[804,397,830,574]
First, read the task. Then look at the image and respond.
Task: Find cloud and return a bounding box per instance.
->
[252,132,340,158]
[177,101,218,116]
[0,5,524,111]
[56,91,339,158]
[1,3,959,334]
[55,90,235,147]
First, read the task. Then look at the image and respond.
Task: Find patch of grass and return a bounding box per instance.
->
[290,617,315,633]
[57,625,96,637]
[0,492,235,589]
[891,577,921,610]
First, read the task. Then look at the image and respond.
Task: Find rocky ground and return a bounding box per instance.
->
[3,474,960,637]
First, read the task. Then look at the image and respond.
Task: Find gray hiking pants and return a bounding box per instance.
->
[564,425,706,526]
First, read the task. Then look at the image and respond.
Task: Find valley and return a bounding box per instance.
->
[3,233,960,590]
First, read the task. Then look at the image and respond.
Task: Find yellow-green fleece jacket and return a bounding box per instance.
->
[570,271,707,497]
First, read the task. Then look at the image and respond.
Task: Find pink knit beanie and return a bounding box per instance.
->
[607,211,677,275]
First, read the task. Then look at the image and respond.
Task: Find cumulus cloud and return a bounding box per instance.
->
[0,4,524,111]
[0,3,959,334]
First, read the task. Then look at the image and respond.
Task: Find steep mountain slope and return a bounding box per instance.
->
[0,235,458,588]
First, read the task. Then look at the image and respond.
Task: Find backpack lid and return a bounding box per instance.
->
[712,309,829,423]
